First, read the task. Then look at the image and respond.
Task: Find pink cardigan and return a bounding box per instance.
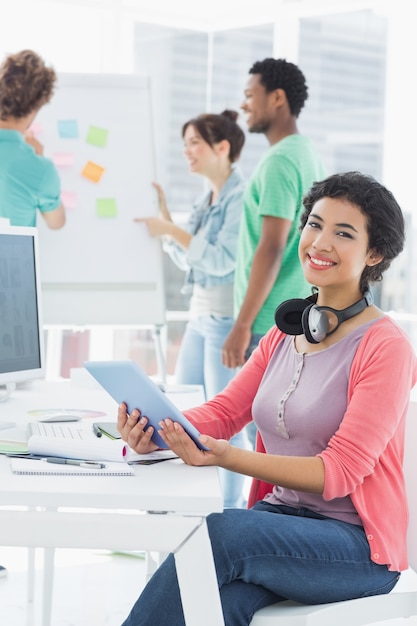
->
[184,317,417,572]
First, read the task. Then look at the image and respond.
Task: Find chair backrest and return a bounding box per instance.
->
[404,398,417,570]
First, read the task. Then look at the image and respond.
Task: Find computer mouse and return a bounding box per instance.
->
[38,414,82,423]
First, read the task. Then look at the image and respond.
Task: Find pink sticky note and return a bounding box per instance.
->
[61,190,77,210]
[29,122,43,135]
[53,152,74,168]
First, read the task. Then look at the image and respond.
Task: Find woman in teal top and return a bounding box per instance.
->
[0,49,65,229]
[137,110,250,507]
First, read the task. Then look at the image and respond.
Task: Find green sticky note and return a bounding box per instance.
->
[96,198,117,218]
[86,125,109,147]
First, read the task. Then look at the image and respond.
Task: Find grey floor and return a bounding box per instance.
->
[0,546,146,626]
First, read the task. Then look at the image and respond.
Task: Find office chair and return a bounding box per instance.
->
[250,400,417,625]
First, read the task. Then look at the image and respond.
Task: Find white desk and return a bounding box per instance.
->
[0,379,225,626]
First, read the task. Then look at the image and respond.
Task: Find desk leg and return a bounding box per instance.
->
[146,551,168,582]
[27,547,35,603]
[42,547,55,626]
[174,519,224,626]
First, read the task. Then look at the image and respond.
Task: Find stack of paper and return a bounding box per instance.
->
[27,436,128,462]
[1,423,178,465]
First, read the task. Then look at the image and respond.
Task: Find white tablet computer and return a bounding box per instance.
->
[84,360,208,450]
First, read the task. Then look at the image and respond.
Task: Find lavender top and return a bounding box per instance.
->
[252,320,378,525]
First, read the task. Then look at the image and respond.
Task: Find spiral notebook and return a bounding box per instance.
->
[10,458,135,476]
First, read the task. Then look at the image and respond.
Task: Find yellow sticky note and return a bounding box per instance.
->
[86,125,109,148]
[81,161,105,183]
[96,198,117,218]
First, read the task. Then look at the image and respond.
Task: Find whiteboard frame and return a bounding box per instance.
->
[42,281,166,326]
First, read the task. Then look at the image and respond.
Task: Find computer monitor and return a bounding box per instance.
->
[0,223,45,405]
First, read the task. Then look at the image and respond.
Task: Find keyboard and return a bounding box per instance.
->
[27,421,87,440]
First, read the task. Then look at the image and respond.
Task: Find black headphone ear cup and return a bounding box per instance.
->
[274,298,311,335]
[302,305,329,344]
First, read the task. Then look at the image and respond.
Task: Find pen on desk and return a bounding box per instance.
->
[5,453,45,459]
[46,458,106,469]
[92,423,103,438]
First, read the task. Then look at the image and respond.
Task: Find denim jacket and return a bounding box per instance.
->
[163,167,245,294]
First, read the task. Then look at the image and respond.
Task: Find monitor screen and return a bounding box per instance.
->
[0,224,45,401]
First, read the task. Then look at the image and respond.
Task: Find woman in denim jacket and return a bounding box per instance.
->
[137,110,249,507]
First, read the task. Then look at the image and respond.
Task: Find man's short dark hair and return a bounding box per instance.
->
[249,58,308,117]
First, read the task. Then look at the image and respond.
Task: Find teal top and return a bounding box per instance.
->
[234,134,327,334]
[0,129,61,227]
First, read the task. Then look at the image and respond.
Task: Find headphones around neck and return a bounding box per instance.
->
[274,291,374,344]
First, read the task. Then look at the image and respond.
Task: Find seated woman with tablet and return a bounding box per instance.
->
[117,172,417,626]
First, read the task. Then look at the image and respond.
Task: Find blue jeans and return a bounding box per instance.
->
[176,314,249,507]
[121,502,400,626]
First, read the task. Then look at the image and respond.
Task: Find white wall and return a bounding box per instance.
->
[0,0,135,72]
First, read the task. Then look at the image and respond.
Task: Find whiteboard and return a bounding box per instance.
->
[34,73,165,326]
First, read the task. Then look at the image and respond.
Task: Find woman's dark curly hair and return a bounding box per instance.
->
[249,58,308,117]
[300,172,405,294]
[0,49,56,120]
[182,109,245,163]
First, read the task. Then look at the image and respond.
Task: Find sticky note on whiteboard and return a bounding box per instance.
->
[96,198,117,218]
[53,152,74,168]
[61,190,77,210]
[57,119,79,139]
[81,161,105,183]
[86,125,109,147]
[29,122,43,135]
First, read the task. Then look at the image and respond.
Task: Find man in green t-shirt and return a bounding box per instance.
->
[222,57,327,369]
